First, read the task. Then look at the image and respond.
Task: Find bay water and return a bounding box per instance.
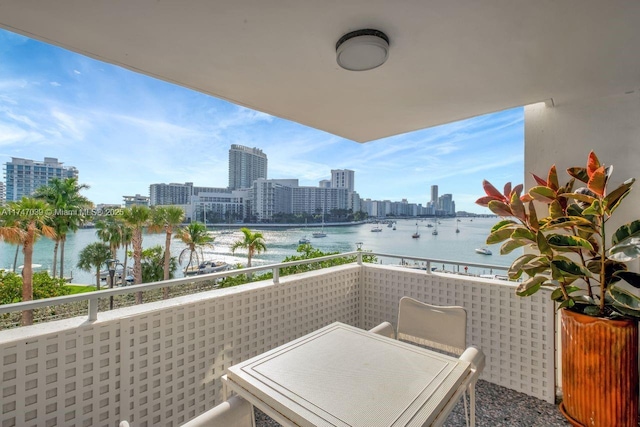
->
[0,217,518,285]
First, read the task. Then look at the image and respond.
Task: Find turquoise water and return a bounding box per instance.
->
[0,217,517,285]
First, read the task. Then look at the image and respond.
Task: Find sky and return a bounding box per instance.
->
[0,29,524,213]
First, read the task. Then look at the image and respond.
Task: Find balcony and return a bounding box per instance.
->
[0,252,563,426]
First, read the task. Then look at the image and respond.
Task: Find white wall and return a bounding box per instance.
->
[525,92,640,231]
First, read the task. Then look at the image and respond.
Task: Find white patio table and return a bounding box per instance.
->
[224,322,474,427]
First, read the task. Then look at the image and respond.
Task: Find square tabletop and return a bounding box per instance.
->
[226,322,471,427]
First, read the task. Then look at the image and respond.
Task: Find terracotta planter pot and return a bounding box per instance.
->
[560,308,638,427]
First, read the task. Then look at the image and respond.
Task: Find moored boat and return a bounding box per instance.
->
[184,260,230,276]
[475,247,492,255]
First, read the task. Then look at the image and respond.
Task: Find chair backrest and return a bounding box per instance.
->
[396,296,467,355]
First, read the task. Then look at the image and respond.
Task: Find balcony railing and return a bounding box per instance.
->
[0,253,554,427]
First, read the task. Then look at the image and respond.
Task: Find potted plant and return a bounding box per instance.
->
[476,151,640,427]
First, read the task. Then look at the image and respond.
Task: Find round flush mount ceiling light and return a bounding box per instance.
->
[336,29,389,71]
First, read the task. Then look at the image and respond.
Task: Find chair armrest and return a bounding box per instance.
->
[368,321,396,339]
[459,346,485,373]
[181,395,255,427]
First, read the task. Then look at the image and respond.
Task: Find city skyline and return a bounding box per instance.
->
[0,28,524,213]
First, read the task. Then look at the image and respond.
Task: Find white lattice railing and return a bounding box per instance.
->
[0,253,555,427]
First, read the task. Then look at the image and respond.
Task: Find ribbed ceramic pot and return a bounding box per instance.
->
[560,308,638,427]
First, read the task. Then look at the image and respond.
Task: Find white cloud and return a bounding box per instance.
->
[50,81,61,87]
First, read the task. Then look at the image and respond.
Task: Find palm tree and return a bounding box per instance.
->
[95,217,123,259]
[4,198,56,325]
[77,242,111,289]
[174,222,214,273]
[33,177,91,279]
[121,205,151,304]
[0,213,25,272]
[149,206,185,299]
[230,228,267,268]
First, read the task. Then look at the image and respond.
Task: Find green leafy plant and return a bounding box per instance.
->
[476,151,640,317]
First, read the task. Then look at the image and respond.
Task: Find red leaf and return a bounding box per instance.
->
[547,165,559,191]
[482,180,506,200]
[512,184,524,197]
[503,182,512,199]
[531,173,547,186]
[521,193,533,203]
[587,166,606,197]
[476,196,499,207]
[587,151,600,178]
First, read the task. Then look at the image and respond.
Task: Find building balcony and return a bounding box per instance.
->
[0,253,564,426]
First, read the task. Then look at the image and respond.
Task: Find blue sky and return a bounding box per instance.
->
[0,29,524,213]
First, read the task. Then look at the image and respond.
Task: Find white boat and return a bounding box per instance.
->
[387,223,393,228]
[313,210,327,238]
[475,247,492,255]
[184,260,230,276]
[412,222,420,238]
[299,236,310,244]
[371,226,382,232]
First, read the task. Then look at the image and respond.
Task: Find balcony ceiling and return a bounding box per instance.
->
[0,1,639,142]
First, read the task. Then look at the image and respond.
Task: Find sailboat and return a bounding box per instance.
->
[412,222,420,238]
[432,219,438,235]
[299,218,311,243]
[312,209,327,238]
[455,222,460,233]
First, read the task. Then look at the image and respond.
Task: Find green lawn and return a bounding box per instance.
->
[65,284,95,295]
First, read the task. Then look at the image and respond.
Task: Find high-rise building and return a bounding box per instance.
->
[150,182,194,206]
[228,145,268,190]
[430,185,438,204]
[4,157,78,202]
[331,169,355,192]
[0,182,4,205]
[437,193,456,215]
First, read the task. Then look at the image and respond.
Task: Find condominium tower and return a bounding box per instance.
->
[331,169,355,192]
[4,157,78,202]
[228,144,268,190]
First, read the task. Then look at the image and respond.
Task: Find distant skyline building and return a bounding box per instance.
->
[123,194,150,208]
[150,182,194,206]
[331,169,355,192]
[228,144,268,190]
[0,181,4,204]
[438,193,455,215]
[4,157,78,202]
[430,185,438,204]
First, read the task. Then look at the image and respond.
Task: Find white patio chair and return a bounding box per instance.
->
[181,395,256,427]
[371,297,483,427]
[368,320,396,338]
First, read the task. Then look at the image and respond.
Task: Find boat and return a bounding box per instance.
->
[475,247,492,255]
[393,225,396,230]
[371,226,383,232]
[98,266,134,284]
[387,222,393,228]
[412,223,420,238]
[426,223,433,228]
[432,220,438,235]
[299,236,310,244]
[184,260,230,276]
[313,209,327,237]
[456,223,460,233]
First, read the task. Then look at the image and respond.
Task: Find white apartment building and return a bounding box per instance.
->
[228,144,268,190]
[123,194,150,208]
[331,169,355,192]
[188,188,248,223]
[3,157,78,201]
